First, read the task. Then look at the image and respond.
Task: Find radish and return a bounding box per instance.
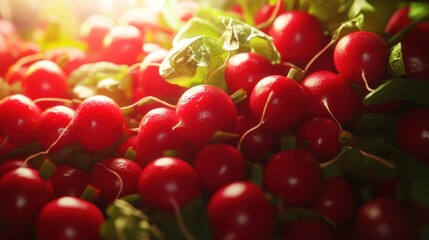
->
[36,196,104,240]
[0,167,53,226]
[295,116,342,162]
[138,157,200,212]
[90,157,142,208]
[50,165,90,198]
[0,94,41,146]
[396,108,429,163]
[194,144,246,192]
[300,70,358,125]
[310,176,356,225]
[207,181,275,240]
[264,149,322,206]
[249,75,306,133]
[37,105,76,152]
[334,31,389,89]
[269,10,325,67]
[22,60,69,110]
[175,85,237,146]
[79,14,115,52]
[73,95,125,151]
[102,25,143,65]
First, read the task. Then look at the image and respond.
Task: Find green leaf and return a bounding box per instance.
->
[409,2,429,21]
[101,199,165,240]
[363,78,429,106]
[354,113,399,136]
[68,62,129,100]
[304,0,354,32]
[159,36,229,89]
[173,17,223,46]
[250,163,264,187]
[220,17,281,63]
[235,0,265,25]
[409,164,429,209]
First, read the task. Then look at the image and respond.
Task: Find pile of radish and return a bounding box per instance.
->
[0,0,428,239]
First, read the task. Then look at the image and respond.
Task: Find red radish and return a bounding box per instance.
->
[37,105,76,151]
[139,48,187,102]
[0,94,41,145]
[269,10,325,67]
[224,52,275,95]
[334,31,389,89]
[300,70,358,125]
[281,219,335,240]
[90,157,142,208]
[208,181,275,240]
[0,167,53,226]
[264,149,322,206]
[0,159,28,179]
[102,25,143,65]
[234,115,281,164]
[116,134,148,168]
[73,95,125,151]
[194,144,246,192]
[36,196,104,240]
[50,165,90,198]
[396,108,429,163]
[0,35,15,77]
[138,157,200,212]
[311,176,356,225]
[384,6,411,35]
[356,196,416,240]
[295,116,341,162]
[22,60,69,109]
[249,75,306,133]
[254,0,286,33]
[137,107,192,165]
[79,14,115,52]
[175,85,237,146]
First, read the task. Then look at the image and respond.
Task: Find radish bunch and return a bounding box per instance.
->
[1,1,429,240]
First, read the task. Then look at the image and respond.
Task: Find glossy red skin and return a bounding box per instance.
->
[264,149,322,206]
[300,70,358,125]
[295,117,341,162]
[396,108,429,163]
[138,157,200,212]
[0,159,28,179]
[47,47,90,76]
[0,167,53,226]
[102,25,143,65]
[22,60,69,109]
[234,115,281,164]
[250,75,306,133]
[254,1,286,33]
[208,181,275,240]
[0,94,41,145]
[224,52,275,94]
[36,197,104,240]
[310,176,356,225]
[281,219,335,240]
[50,165,90,198]
[91,157,142,208]
[400,24,429,81]
[175,85,237,146]
[384,6,411,35]
[117,134,148,168]
[0,35,15,77]
[334,31,389,89]
[137,107,189,159]
[269,10,325,67]
[356,197,416,240]
[139,49,187,102]
[73,95,125,151]
[79,14,114,52]
[194,144,245,193]
[304,35,337,76]
[37,105,76,151]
